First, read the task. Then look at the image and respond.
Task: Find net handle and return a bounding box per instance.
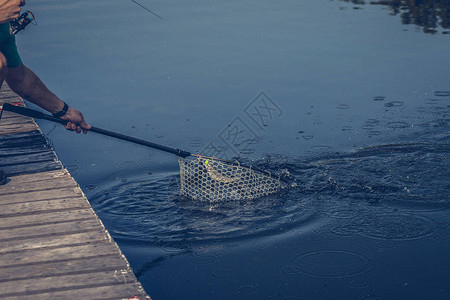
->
[1,103,191,157]
[2,103,288,183]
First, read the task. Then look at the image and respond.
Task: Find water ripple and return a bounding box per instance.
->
[87,140,450,251]
[288,250,372,278]
[88,170,317,246]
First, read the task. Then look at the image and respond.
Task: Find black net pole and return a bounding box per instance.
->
[1,103,191,157]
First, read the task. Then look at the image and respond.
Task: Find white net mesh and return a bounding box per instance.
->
[178,155,282,201]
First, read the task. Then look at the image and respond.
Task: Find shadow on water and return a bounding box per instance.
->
[339,0,450,34]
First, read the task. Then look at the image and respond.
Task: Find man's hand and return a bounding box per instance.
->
[61,106,91,134]
[0,0,22,24]
[6,64,91,134]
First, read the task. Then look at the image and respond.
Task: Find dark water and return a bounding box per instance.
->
[18,0,450,299]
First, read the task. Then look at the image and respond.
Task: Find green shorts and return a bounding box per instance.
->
[0,23,22,68]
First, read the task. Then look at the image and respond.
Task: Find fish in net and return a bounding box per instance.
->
[178,155,283,201]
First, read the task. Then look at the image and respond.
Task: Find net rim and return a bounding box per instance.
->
[183,154,280,181]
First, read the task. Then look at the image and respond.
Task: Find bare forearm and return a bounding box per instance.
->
[6,64,65,114]
[6,63,91,133]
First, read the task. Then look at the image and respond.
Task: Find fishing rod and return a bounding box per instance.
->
[130,0,163,20]
[9,1,162,36]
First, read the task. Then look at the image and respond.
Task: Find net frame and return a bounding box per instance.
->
[178,155,282,201]
[0,104,285,202]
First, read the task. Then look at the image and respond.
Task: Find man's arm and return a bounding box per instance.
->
[6,63,91,133]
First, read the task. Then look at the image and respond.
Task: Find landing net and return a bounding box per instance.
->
[178,155,282,201]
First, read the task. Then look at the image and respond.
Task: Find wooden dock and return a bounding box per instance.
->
[0,85,150,300]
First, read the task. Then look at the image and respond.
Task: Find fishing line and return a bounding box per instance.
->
[130,0,163,20]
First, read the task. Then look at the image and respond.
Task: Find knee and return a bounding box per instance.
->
[0,53,7,80]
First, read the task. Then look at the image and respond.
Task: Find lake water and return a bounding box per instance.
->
[18,0,450,299]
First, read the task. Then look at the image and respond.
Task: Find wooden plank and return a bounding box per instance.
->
[0,282,148,300]
[0,129,43,140]
[0,244,141,298]
[0,208,95,230]
[0,130,63,176]
[0,94,18,101]
[0,160,63,177]
[0,151,60,166]
[0,125,61,175]
[0,101,38,134]
[2,175,77,191]
[1,169,69,183]
[0,122,37,135]
[0,98,21,105]
[0,175,77,195]
[0,131,46,147]
[0,117,26,125]
[0,270,139,296]
[0,254,128,283]
[0,114,35,122]
[0,243,120,268]
[0,117,36,126]
[0,87,20,99]
[0,144,51,157]
[0,217,102,241]
[0,188,84,204]
[0,113,30,120]
[0,86,151,299]
[0,197,89,218]
[0,228,109,254]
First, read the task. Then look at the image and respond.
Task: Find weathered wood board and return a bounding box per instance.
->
[1,84,150,299]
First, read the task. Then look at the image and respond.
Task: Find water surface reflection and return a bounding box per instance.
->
[339,0,450,34]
